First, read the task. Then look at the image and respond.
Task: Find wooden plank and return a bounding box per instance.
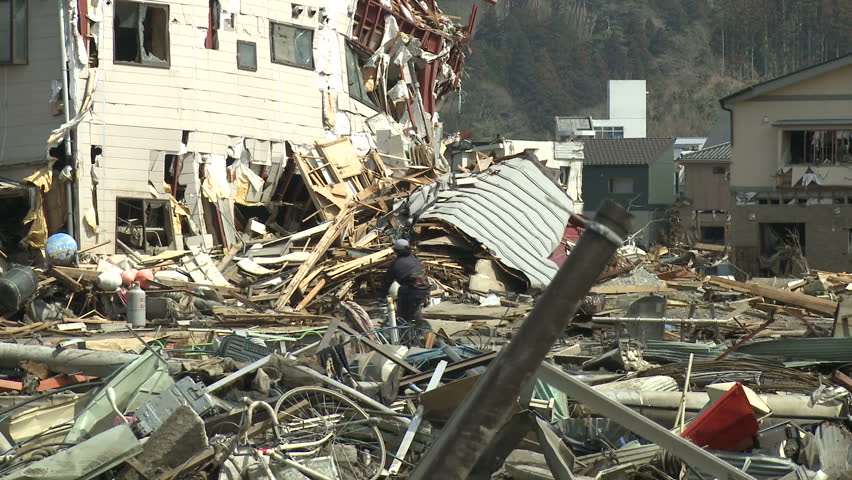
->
[275,205,354,311]
[590,286,675,294]
[216,243,241,270]
[707,276,838,316]
[326,248,393,279]
[139,249,190,266]
[295,278,327,311]
[692,242,726,252]
[52,266,101,282]
[50,267,84,292]
[317,137,363,178]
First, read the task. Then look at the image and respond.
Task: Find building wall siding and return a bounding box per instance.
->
[0,1,63,165]
[729,66,852,189]
[647,146,676,206]
[67,0,377,251]
[582,165,649,213]
[682,162,731,211]
[730,203,852,273]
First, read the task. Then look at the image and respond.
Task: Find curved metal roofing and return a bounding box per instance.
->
[419,158,574,290]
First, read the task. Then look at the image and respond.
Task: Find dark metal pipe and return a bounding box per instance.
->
[408,200,632,480]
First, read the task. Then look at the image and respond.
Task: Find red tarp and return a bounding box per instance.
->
[681,383,758,452]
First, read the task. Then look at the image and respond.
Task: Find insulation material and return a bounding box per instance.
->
[201,155,231,199]
[313,23,343,92]
[233,162,264,206]
[22,167,54,249]
[170,197,190,236]
[83,207,99,232]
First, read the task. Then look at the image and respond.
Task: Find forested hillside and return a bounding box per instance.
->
[438,0,852,140]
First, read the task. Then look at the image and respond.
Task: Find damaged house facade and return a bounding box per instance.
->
[675,141,732,245]
[723,53,852,275]
[0,0,475,254]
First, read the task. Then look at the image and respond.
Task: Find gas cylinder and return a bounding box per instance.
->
[126,282,146,328]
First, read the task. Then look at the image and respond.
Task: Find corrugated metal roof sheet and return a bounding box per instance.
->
[737,337,852,362]
[582,138,675,166]
[418,158,574,290]
[679,142,732,162]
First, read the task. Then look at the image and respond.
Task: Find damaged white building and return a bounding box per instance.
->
[0,0,476,255]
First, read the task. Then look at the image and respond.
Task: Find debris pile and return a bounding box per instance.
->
[0,193,850,479]
[0,6,849,474]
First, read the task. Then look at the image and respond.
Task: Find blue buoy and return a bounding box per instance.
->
[45,233,78,266]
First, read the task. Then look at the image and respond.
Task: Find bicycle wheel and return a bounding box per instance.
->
[272,386,387,480]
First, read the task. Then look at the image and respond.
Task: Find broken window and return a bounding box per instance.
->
[700,226,725,245]
[608,177,633,194]
[113,1,169,67]
[0,0,27,64]
[346,44,377,108]
[205,0,220,50]
[759,222,805,276]
[786,130,852,165]
[269,21,313,69]
[594,126,624,139]
[237,40,257,71]
[559,166,571,186]
[116,198,173,253]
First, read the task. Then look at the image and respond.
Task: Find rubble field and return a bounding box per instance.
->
[0,173,850,480]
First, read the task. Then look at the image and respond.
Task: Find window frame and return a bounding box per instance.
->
[115,197,174,253]
[594,126,625,139]
[783,128,852,165]
[268,20,314,70]
[608,177,634,194]
[0,0,28,65]
[112,0,171,68]
[236,40,257,71]
[345,43,378,110]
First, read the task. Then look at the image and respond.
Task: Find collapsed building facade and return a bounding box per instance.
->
[0,0,478,256]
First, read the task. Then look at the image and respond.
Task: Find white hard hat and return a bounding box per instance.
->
[392,239,410,251]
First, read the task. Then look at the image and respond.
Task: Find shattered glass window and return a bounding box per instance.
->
[113,1,169,67]
[270,21,313,69]
[346,45,377,109]
[0,0,27,64]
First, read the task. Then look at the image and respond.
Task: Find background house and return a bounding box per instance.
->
[555,80,647,140]
[582,137,676,246]
[722,53,852,275]
[675,142,731,245]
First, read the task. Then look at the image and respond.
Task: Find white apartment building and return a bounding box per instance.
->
[0,0,469,254]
